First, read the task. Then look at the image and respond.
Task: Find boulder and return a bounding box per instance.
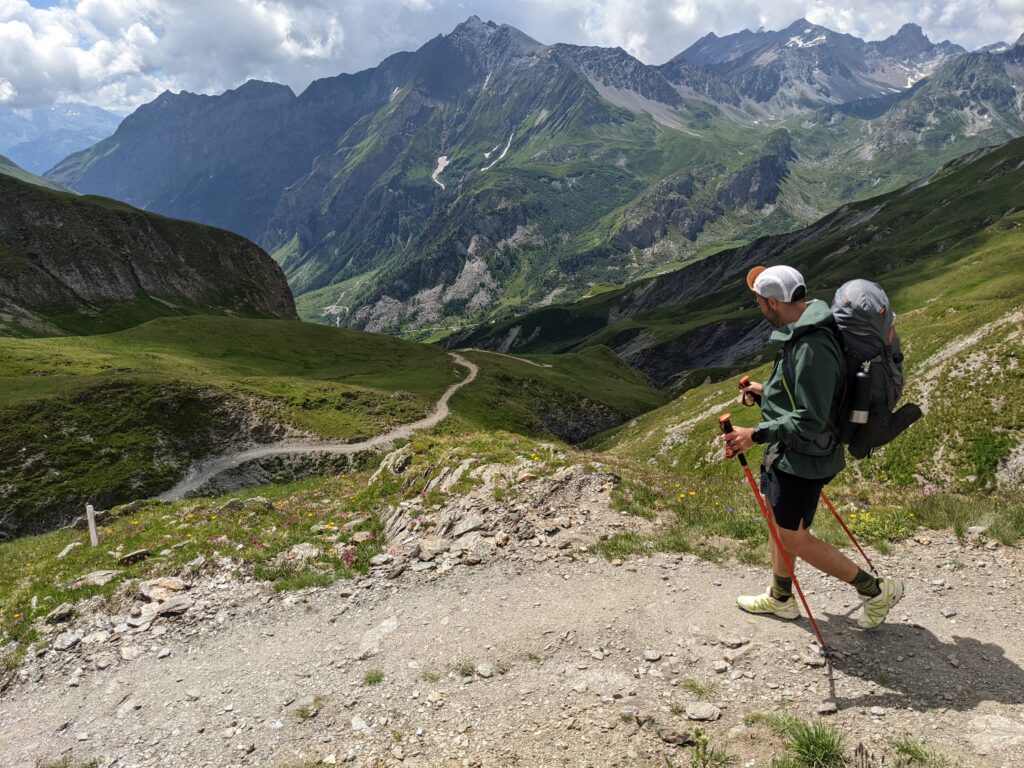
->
[139,577,187,602]
[685,703,721,721]
[65,570,121,589]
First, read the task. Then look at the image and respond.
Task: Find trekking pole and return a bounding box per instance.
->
[719,413,828,654]
[819,492,877,575]
[735,376,875,576]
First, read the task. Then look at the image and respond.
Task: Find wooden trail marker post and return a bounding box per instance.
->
[86,504,99,547]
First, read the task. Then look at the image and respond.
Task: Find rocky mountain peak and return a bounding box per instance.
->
[875,22,934,59]
[1015,33,1024,48]
[229,79,296,99]
[446,16,544,64]
[781,18,818,34]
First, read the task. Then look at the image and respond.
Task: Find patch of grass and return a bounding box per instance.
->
[421,670,441,683]
[454,660,476,678]
[611,478,659,519]
[363,669,384,686]
[782,720,845,768]
[891,735,951,767]
[293,695,326,722]
[750,714,846,768]
[689,726,737,768]
[682,677,718,699]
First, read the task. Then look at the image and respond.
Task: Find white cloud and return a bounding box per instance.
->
[0,1,1020,111]
[0,78,17,103]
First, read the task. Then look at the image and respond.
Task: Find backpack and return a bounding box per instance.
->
[781,280,922,459]
[829,280,922,459]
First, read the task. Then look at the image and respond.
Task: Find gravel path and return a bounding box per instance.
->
[458,349,553,368]
[158,354,478,501]
[3,530,1021,768]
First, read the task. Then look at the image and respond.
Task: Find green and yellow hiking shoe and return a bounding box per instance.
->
[857,577,904,629]
[737,591,800,620]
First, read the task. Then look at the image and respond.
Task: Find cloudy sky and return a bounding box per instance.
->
[1,0,1021,111]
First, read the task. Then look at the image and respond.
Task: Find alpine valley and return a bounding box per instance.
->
[46,18,1024,339]
[4,15,1024,768]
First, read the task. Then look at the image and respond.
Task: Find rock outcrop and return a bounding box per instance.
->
[0,173,296,336]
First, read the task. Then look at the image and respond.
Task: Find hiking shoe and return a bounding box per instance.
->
[857,577,904,629]
[737,591,800,620]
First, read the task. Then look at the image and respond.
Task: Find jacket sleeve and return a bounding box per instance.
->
[757,334,841,449]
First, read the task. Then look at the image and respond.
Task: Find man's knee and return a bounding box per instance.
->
[777,526,812,555]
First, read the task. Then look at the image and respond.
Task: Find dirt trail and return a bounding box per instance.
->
[159,354,477,501]
[3,532,1021,768]
[458,348,553,368]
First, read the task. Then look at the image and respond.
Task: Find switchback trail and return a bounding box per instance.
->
[158,353,478,501]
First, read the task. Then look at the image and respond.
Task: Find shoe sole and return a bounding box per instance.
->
[737,602,800,621]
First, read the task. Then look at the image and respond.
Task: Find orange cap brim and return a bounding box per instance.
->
[746,265,766,292]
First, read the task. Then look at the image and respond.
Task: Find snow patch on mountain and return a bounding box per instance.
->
[432,155,450,189]
[481,133,513,171]
[786,34,827,49]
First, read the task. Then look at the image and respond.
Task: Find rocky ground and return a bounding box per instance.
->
[2,457,1022,768]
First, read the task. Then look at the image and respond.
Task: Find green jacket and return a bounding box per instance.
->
[757,299,846,480]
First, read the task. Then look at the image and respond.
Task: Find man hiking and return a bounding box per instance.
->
[720,265,903,629]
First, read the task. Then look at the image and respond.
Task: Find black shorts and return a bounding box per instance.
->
[760,465,831,531]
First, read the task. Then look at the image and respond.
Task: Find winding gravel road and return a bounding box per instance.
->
[158,353,478,501]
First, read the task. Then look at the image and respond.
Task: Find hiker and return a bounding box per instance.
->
[720,265,903,629]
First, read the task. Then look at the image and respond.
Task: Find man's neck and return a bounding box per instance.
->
[778,300,809,326]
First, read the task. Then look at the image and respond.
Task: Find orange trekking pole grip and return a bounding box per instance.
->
[738,376,757,407]
[719,413,827,653]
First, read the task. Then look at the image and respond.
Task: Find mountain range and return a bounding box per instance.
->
[0,103,122,174]
[458,136,1024,387]
[45,18,1024,339]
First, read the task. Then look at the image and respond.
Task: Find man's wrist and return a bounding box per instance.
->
[752,425,768,444]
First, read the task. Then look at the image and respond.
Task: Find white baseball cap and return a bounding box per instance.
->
[746,265,806,302]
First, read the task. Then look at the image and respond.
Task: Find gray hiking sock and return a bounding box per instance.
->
[851,568,881,597]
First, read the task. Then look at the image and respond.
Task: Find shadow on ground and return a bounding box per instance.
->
[802,612,1024,711]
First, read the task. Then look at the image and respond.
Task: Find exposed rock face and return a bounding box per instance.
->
[0,173,296,336]
[612,132,794,253]
[676,18,966,111]
[714,153,790,210]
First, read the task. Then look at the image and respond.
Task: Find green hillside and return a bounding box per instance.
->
[0,317,664,539]
[0,173,296,338]
[460,137,1024,384]
[0,153,68,191]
